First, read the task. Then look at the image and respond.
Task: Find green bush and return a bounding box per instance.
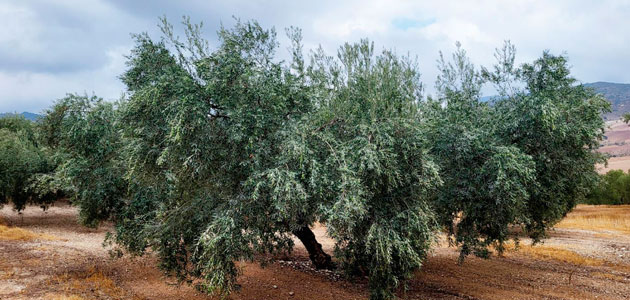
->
[585,169,630,205]
[0,116,54,210]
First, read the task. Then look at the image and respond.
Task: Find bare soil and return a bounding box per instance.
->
[597,120,630,172]
[1,202,629,300]
[598,156,630,173]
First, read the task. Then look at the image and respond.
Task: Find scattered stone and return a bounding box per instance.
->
[273,284,278,289]
[289,291,295,296]
[276,259,342,281]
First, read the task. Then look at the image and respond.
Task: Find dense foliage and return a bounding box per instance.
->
[108,20,442,299]
[585,169,630,205]
[424,43,609,260]
[16,18,609,300]
[0,115,56,210]
[37,94,126,227]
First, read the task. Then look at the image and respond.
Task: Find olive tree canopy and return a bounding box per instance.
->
[424,42,609,259]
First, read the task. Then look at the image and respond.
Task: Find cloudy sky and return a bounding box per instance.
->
[1,0,629,113]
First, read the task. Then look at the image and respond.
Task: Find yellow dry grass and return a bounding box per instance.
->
[49,267,123,299]
[592,271,626,281]
[0,224,58,241]
[555,205,630,234]
[84,271,118,291]
[511,244,606,266]
[47,294,85,300]
[502,205,630,266]
[0,270,15,280]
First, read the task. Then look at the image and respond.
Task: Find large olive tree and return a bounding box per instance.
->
[109,19,440,300]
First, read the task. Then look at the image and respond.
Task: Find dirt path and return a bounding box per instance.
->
[1,203,629,300]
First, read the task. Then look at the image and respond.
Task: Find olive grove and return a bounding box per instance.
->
[19,18,609,300]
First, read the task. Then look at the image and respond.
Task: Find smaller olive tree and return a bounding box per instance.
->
[0,115,54,210]
[424,42,609,260]
[38,94,126,227]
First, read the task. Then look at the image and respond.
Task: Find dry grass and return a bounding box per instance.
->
[556,205,630,234]
[48,267,124,299]
[84,270,118,291]
[47,294,85,300]
[0,224,58,241]
[511,244,606,266]
[504,205,630,266]
[0,270,16,280]
[592,271,627,281]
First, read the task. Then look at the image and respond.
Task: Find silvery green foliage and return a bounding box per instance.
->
[116,19,315,292]
[48,17,609,300]
[492,47,609,241]
[424,42,609,260]
[115,19,440,300]
[227,40,442,299]
[38,94,126,227]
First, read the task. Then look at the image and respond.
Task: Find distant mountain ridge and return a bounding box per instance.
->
[0,112,43,121]
[584,82,630,120]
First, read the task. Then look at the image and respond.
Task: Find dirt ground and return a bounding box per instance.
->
[1,202,629,300]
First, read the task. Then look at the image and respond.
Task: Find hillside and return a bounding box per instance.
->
[0,112,42,121]
[585,82,630,120]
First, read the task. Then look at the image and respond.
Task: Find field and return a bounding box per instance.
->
[599,121,630,154]
[598,120,630,173]
[0,202,628,300]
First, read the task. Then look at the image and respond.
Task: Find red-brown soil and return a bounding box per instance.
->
[1,202,629,300]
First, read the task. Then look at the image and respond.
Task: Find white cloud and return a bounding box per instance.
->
[0,45,129,113]
[1,0,629,112]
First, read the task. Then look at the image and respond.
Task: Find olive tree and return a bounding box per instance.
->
[110,19,440,300]
[113,19,325,283]
[493,48,609,240]
[38,94,126,227]
[424,42,609,259]
[195,39,441,299]
[0,115,55,210]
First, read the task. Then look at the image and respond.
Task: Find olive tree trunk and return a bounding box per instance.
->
[292,226,334,270]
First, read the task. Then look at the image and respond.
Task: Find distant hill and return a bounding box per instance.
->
[585,82,630,120]
[0,112,42,121]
